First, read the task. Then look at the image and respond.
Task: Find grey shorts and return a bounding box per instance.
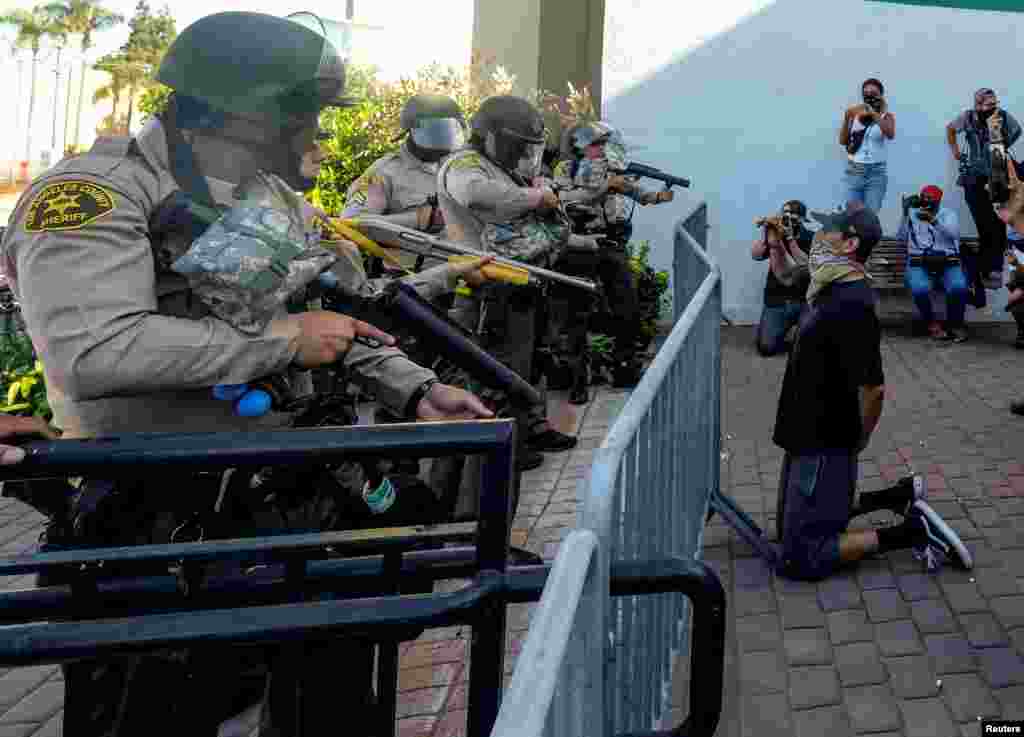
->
[778,451,858,581]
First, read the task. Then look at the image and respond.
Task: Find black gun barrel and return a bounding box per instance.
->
[380,282,542,408]
[624,162,691,189]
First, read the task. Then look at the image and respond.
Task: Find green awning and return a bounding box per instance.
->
[868,0,1024,11]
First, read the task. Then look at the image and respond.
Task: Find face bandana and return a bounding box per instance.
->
[805,230,870,303]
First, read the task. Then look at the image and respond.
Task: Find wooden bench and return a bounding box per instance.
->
[865,236,980,291]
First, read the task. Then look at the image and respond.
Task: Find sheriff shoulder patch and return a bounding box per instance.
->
[448,152,485,171]
[24,180,115,233]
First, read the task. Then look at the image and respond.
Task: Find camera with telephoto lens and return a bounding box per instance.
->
[902,194,923,211]
[780,212,803,235]
[902,193,938,214]
[754,212,800,241]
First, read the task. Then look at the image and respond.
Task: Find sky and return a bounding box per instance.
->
[1,0,474,81]
[0,0,474,171]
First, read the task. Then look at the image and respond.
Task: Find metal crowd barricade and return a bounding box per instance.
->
[491,203,726,737]
[0,421,523,737]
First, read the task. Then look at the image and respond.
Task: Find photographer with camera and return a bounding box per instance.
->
[990,158,1024,416]
[1004,222,1024,350]
[993,158,1024,354]
[947,88,1021,298]
[751,200,813,356]
[839,78,896,213]
[897,185,970,342]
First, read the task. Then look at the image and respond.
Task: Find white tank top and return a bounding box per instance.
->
[848,115,888,165]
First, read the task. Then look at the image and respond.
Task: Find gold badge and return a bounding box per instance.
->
[24,180,115,232]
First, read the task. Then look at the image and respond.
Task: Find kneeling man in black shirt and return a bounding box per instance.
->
[772,208,972,581]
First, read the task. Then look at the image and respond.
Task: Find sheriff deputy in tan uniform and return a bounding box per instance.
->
[0,11,492,736]
[431,95,584,518]
[341,94,462,249]
[339,94,470,464]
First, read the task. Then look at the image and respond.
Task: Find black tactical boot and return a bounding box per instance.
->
[528,427,578,453]
[612,358,644,388]
[518,449,545,472]
[545,355,574,391]
[569,378,589,405]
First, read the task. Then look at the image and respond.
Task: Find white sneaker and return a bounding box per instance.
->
[911,500,973,570]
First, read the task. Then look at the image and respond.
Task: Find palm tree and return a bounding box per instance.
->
[93,52,130,134]
[119,1,175,133]
[0,8,66,162]
[122,57,155,132]
[46,0,124,149]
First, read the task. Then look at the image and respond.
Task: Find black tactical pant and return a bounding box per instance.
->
[33,470,406,737]
[963,176,1008,278]
[550,246,642,378]
[429,285,532,520]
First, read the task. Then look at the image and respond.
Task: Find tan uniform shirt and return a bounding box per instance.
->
[341,143,445,270]
[552,158,654,230]
[0,119,437,438]
[436,150,545,248]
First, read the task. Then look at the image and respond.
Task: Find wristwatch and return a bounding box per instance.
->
[404,377,439,419]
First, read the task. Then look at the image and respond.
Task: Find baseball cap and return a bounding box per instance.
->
[921,185,943,202]
[810,207,883,252]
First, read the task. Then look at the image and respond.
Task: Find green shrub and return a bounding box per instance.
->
[307,56,599,215]
[626,240,671,342]
[0,333,49,419]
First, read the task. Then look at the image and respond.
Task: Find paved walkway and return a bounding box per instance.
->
[668,324,1024,737]
[4,321,1024,736]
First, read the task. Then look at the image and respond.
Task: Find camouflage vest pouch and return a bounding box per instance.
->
[481,213,569,265]
[170,172,337,335]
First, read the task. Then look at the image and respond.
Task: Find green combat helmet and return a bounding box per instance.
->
[470,95,547,182]
[156,11,351,127]
[562,121,628,172]
[156,11,355,193]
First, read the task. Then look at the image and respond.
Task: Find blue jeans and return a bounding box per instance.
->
[905,263,969,326]
[756,302,805,356]
[843,161,888,213]
[778,451,857,581]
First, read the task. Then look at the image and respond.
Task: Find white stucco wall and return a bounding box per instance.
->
[602,0,1024,323]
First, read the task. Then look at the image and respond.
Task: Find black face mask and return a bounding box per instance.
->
[863,95,882,111]
[979,108,996,120]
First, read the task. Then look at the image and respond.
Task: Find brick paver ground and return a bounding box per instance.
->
[666,324,1024,737]
[6,321,1024,736]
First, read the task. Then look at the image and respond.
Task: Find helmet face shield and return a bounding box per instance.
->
[410,117,466,156]
[287,12,352,61]
[515,141,545,180]
[603,136,628,172]
[286,12,355,109]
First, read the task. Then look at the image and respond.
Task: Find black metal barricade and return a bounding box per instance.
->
[0,421,726,737]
